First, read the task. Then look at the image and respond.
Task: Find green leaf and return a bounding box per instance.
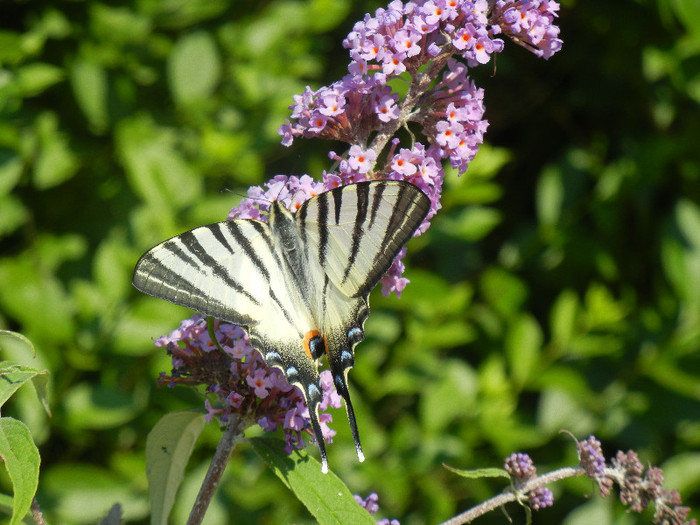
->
[0,417,40,525]
[661,452,700,493]
[0,152,23,196]
[583,282,628,329]
[662,199,700,311]
[671,0,700,35]
[537,388,595,436]
[439,206,502,241]
[115,115,202,211]
[0,32,24,65]
[0,492,34,524]
[536,165,564,228]
[63,383,138,429]
[42,463,148,523]
[442,464,510,480]
[14,62,64,97]
[549,289,579,350]
[89,4,151,43]
[0,333,51,417]
[0,361,48,410]
[146,411,206,525]
[249,437,376,525]
[33,112,79,189]
[0,194,28,237]
[505,314,543,388]
[168,31,221,106]
[0,247,80,343]
[561,498,614,525]
[419,359,478,433]
[480,267,528,318]
[0,331,35,357]
[138,0,229,28]
[70,59,108,132]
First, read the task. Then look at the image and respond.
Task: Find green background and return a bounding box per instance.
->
[1,0,699,523]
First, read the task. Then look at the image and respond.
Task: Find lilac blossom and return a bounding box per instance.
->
[156,315,341,454]
[355,492,400,524]
[528,486,554,510]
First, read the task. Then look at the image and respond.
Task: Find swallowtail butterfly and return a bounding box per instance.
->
[133,180,430,472]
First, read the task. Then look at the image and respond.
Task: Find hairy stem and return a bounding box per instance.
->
[186,416,244,525]
[31,498,48,525]
[438,467,585,525]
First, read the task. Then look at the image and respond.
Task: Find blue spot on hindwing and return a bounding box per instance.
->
[307,383,321,402]
[265,350,282,366]
[347,326,364,344]
[286,366,299,382]
[340,350,354,368]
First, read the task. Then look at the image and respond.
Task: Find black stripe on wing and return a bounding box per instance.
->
[178,230,259,305]
[342,182,370,284]
[224,221,272,283]
[351,182,430,297]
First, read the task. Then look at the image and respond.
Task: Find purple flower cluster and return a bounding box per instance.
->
[528,486,554,510]
[414,59,488,175]
[504,452,536,481]
[342,0,504,77]
[504,452,554,511]
[355,493,401,525]
[156,315,341,454]
[279,0,561,149]
[577,435,613,496]
[279,76,393,147]
[490,0,563,59]
[610,450,696,525]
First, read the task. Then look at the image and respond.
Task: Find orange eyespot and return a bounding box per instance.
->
[303,330,327,359]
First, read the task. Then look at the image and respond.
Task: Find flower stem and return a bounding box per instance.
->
[438,467,584,525]
[186,416,244,525]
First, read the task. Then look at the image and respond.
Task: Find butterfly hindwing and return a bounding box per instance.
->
[295,181,430,465]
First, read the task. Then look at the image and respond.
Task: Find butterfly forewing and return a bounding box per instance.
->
[298,181,430,298]
[133,220,280,326]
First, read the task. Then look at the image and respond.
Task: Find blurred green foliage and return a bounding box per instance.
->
[1,0,699,523]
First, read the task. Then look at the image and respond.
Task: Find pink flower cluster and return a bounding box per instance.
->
[490,0,562,59]
[156,315,341,454]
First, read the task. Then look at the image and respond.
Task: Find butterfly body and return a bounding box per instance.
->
[133,181,430,472]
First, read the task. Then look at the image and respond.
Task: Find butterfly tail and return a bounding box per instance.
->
[307,399,330,474]
[333,372,365,463]
[297,375,330,473]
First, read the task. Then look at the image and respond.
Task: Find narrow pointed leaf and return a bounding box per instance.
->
[442,463,511,480]
[145,411,206,525]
